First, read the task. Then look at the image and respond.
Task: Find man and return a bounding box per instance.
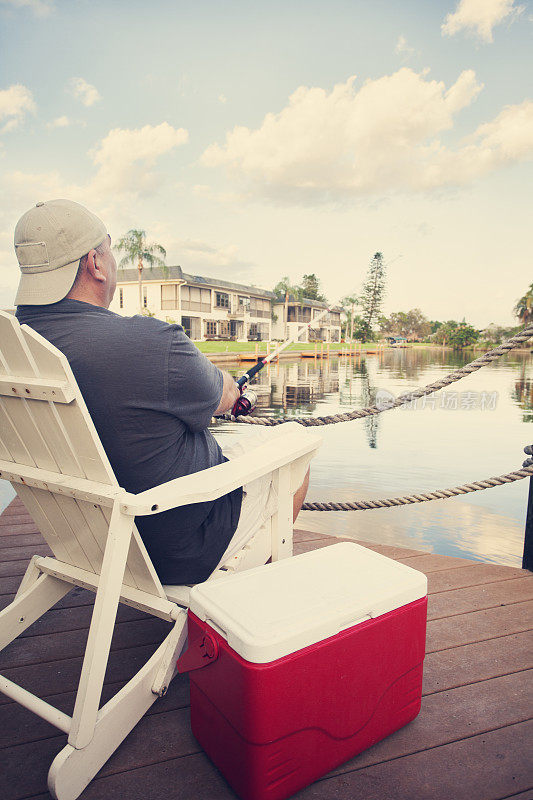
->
[13,199,309,584]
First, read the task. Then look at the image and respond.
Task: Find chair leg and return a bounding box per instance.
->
[48,610,188,800]
[0,572,71,650]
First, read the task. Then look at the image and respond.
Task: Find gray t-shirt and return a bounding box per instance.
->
[16,299,242,584]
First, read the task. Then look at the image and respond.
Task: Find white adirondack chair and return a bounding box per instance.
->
[0,310,322,800]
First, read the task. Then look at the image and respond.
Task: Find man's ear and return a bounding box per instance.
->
[85,249,106,283]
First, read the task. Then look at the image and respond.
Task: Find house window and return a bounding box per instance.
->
[161,283,179,309]
[119,288,123,309]
[215,291,229,308]
[238,295,250,311]
[143,287,148,308]
[205,320,217,337]
[181,286,211,312]
[249,298,270,318]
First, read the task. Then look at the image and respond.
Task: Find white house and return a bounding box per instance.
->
[111,266,275,342]
[271,297,342,343]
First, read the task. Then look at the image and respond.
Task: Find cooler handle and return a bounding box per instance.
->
[176,632,219,674]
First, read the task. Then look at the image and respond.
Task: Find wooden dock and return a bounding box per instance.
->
[1,496,532,800]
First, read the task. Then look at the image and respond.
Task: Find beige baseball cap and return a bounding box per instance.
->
[14,198,107,305]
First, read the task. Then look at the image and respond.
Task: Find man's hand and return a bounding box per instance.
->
[214,370,241,415]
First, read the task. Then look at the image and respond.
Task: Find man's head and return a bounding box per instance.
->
[14,199,115,308]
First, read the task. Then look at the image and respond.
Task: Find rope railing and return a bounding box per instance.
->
[233,322,533,427]
[301,463,533,512]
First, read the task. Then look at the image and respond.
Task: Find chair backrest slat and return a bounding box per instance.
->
[0,402,37,465]
[0,312,166,599]
[23,328,116,485]
[14,483,77,565]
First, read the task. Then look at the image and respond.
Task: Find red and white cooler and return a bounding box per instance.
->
[177,542,428,800]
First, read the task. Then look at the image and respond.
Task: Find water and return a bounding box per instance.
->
[1,347,531,567]
[216,348,533,567]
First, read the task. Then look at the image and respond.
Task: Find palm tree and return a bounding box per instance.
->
[340,294,359,341]
[273,276,302,336]
[114,229,167,312]
[515,283,533,326]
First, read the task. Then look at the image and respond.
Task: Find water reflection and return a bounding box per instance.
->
[225,348,532,567]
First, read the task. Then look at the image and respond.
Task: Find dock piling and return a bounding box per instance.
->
[523,470,533,571]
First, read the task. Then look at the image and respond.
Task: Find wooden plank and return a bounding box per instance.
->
[0,519,39,534]
[327,669,533,775]
[0,375,75,403]
[296,721,533,800]
[35,720,531,800]
[0,669,190,750]
[428,564,529,593]
[0,585,94,613]
[396,552,480,573]
[4,668,531,800]
[423,631,533,694]
[0,643,164,704]
[0,617,169,670]
[293,529,333,542]
[15,603,148,638]
[12,484,73,565]
[428,577,533,620]
[0,559,42,579]
[0,543,50,561]
[293,531,427,559]
[1,498,28,515]
[426,601,533,653]
[0,577,25,596]
[0,532,44,547]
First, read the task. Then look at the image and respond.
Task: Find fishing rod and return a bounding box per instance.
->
[226,301,345,418]
[226,253,403,418]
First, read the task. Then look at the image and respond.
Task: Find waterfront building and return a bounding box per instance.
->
[271,297,342,343]
[111,266,275,341]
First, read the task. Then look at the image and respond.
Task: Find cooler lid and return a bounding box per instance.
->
[189,542,427,663]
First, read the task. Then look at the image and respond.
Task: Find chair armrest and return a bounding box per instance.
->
[121,424,322,516]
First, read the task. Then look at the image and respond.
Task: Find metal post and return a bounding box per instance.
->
[523,475,533,571]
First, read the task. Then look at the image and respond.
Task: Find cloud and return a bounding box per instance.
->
[46,115,71,129]
[0,0,54,16]
[1,122,189,220]
[395,35,415,59]
[442,0,525,42]
[88,122,189,197]
[0,84,36,133]
[202,69,502,203]
[69,77,101,107]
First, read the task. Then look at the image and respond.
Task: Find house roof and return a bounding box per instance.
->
[116,265,275,299]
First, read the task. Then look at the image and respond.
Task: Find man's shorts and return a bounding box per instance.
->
[214,428,279,569]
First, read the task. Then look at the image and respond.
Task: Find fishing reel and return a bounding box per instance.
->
[232,387,257,418]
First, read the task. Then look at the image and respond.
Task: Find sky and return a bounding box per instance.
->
[0,0,531,327]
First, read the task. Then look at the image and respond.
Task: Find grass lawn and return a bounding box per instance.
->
[193,340,387,354]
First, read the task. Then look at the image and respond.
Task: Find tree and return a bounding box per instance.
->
[114,229,167,312]
[300,273,326,302]
[432,320,459,346]
[433,320,479,348]
[515,283,533,325]
[273,276,302,333]
[359,252,386,342]
[340,294,359,341]
[448,324,479,348]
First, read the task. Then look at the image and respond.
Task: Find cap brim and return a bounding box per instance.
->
[14,259,80,306]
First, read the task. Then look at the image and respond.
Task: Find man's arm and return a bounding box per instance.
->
[214,370,241,415]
